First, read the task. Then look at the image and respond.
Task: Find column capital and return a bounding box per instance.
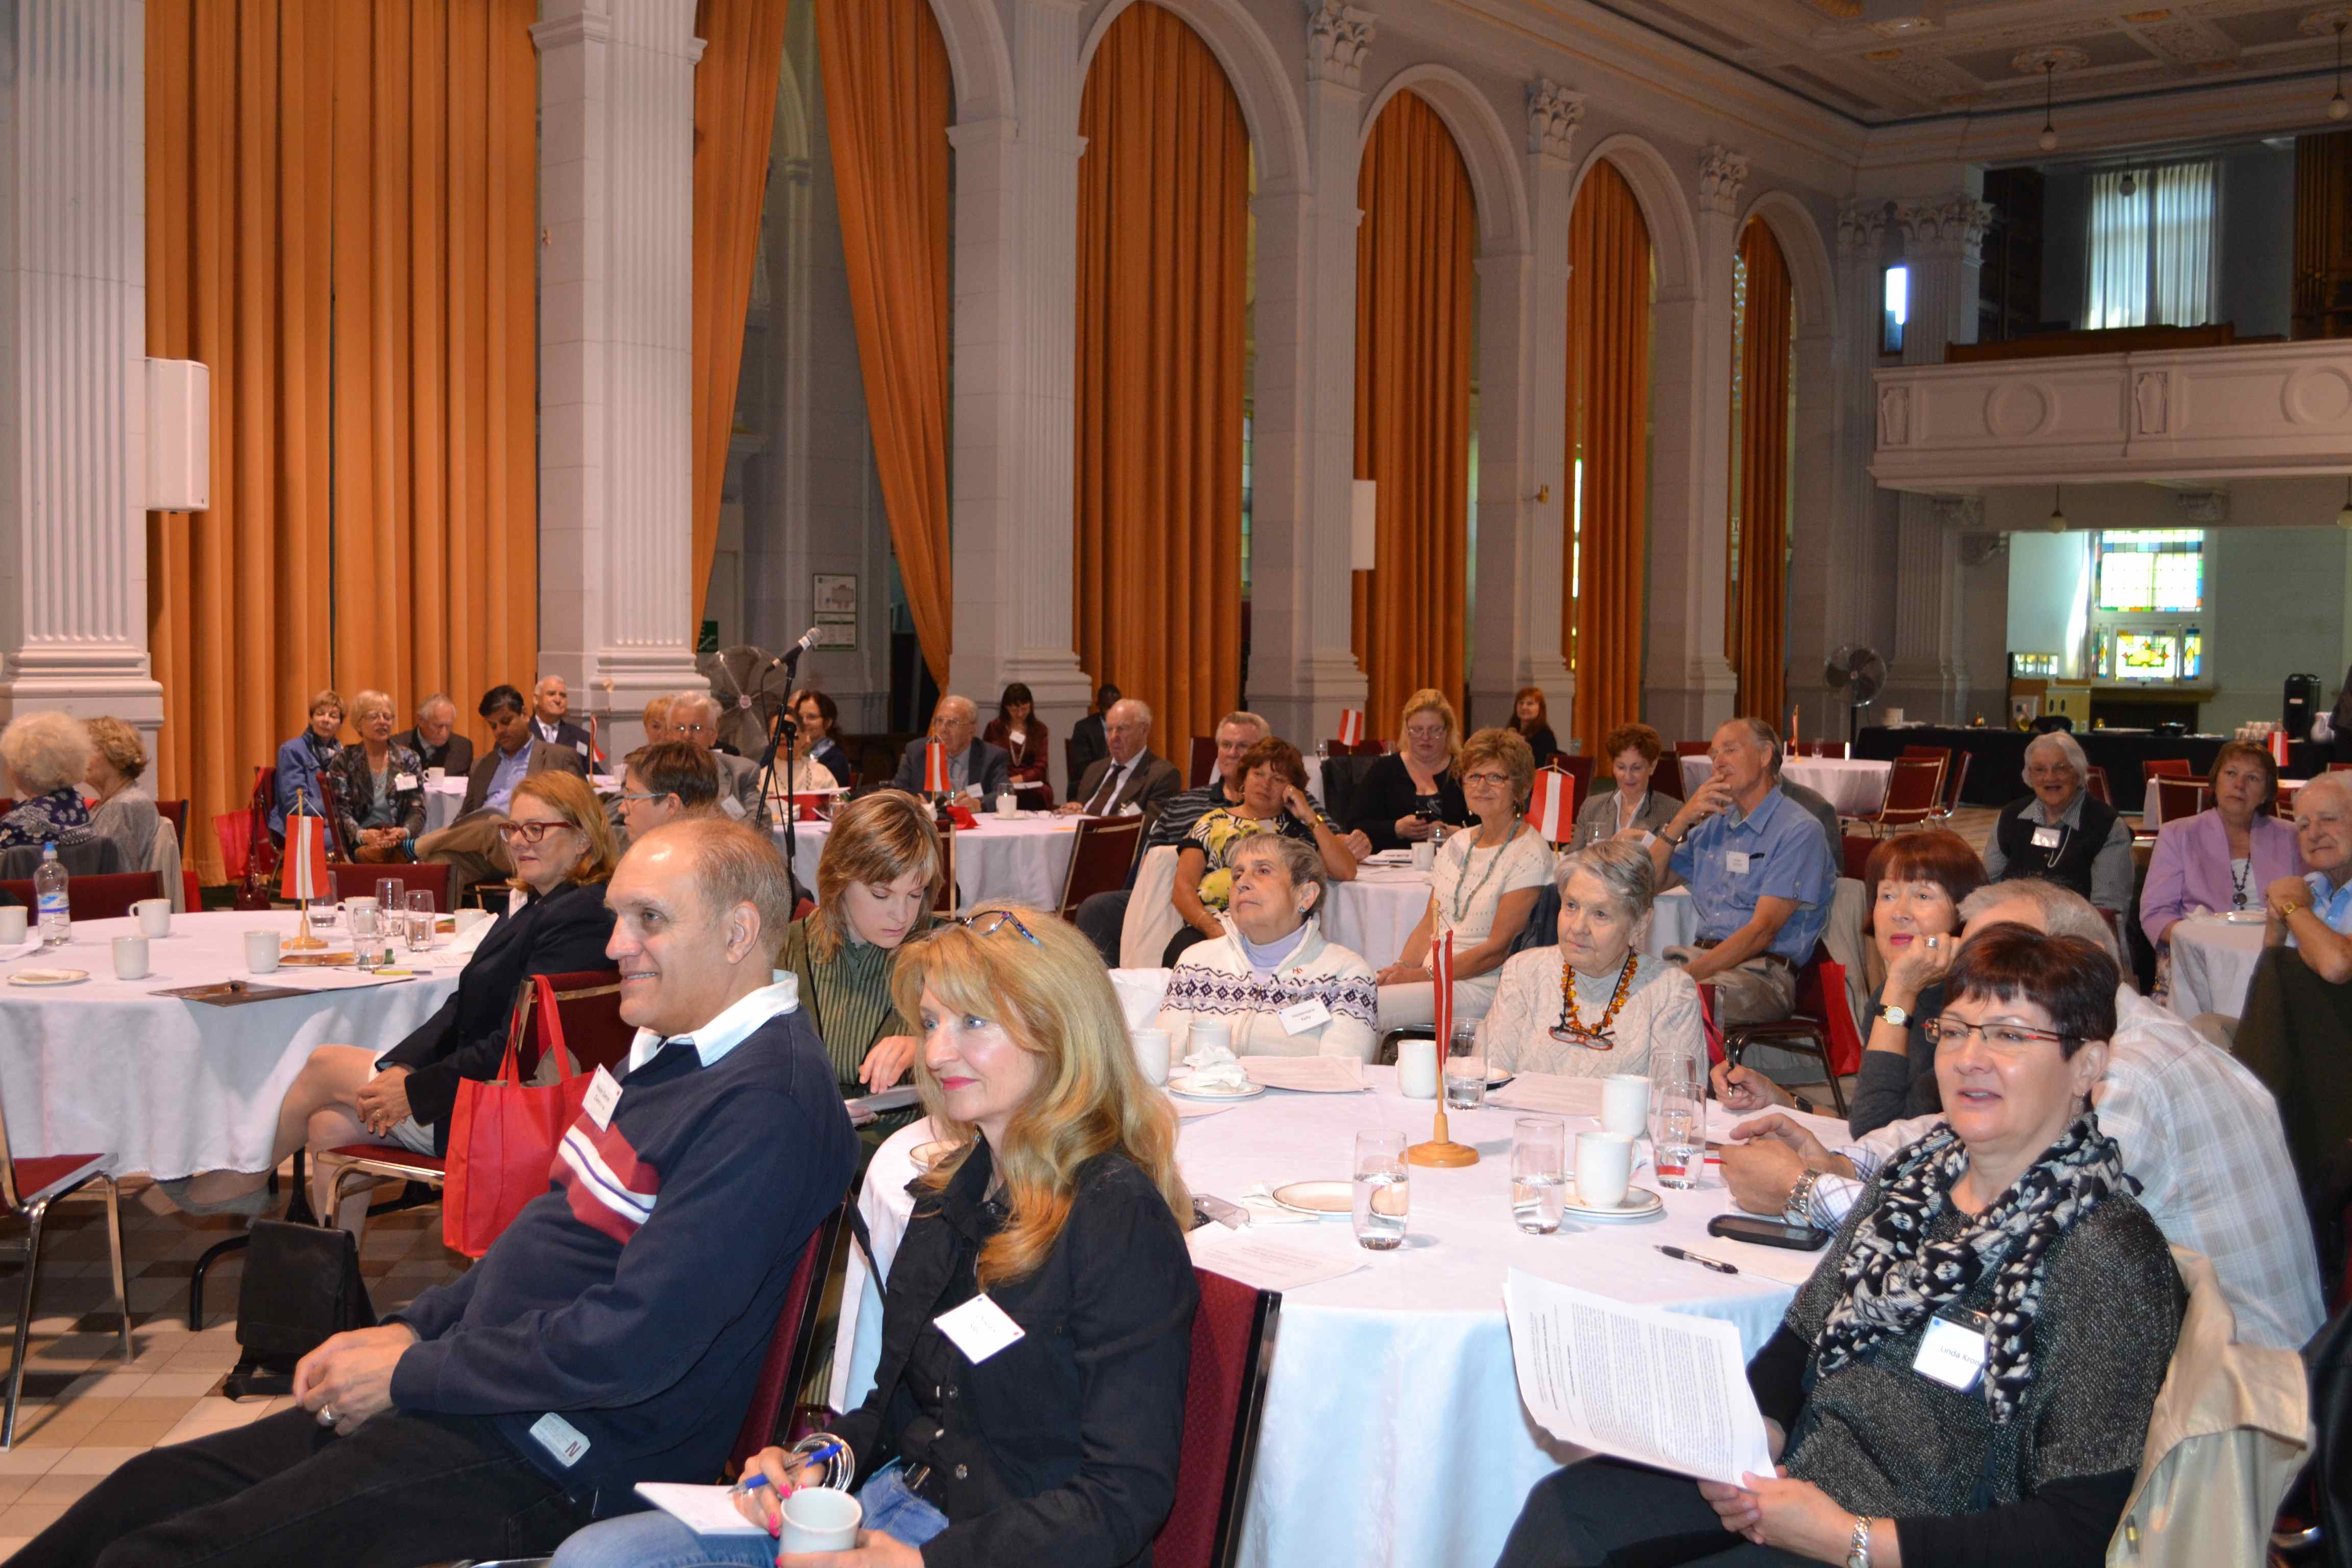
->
[1837,197,1889,259]
[1895,197,1996,263]
[1304,1,1375,89]
[1697,144,1749,217]
[1526,79,1584,162]
[1932,495,1984,529]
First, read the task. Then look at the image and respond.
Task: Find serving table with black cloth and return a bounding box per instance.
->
[1857,726,2328,814]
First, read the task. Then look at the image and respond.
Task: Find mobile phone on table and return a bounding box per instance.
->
[1706,1214,1830,1251]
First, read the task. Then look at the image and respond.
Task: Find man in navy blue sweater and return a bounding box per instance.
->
[20,819,856,1568]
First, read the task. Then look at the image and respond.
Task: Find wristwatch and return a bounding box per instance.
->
[1876,1001,1910,1028]
[1784,1168,1822,1228]
[1845,1515,1874,1568]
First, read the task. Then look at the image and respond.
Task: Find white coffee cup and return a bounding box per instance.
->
[1131,1028,1171,1086]
[1186,1019,1232,1060]
[1576,1130,1635,1208]
[243,929,281,974]
[1396,1037,1440,1098]
[1411,840,1436,872]
[425,766,446,783]
[1601,1073,1651,1138]
[111,935,150,981]
[133,898,170,938]
[0,905,27,944]
[995,792,1018,818]
[452,907,491,935]
[777,1487,862,1554]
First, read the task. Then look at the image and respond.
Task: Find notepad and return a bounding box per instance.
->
[633,1482,768,1535]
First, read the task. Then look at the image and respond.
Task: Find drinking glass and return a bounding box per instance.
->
[1443,1022,1485,1111]
[1509,1117,1568,1235]
[1352,1130,1409,1251]
[405,889,436,952]
[375,876,404,914]
[1650,1045,1705,1190]
[348,901,380,971]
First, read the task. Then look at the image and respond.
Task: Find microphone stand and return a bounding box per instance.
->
[753,648,807,908]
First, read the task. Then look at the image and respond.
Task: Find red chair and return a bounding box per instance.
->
[325,861,454,912]
[2150,776,2212,828]
[0,1084,130,1447]
[513,969,634,1079]
[1724,954,1860,1116]
[2085,766,2114,806]
[1935,751,1970,820]
[0,870,162,921]
[159,798,189,851]
[1856,757,1944,836]
[727,1203,851,1474]
[1841,832,1876,882]
[2142,757,2193,786]
[2332,762,2352,773]
[1153,1269,1282,1568]
[1187,737,1218,791]
[1552,754,1595,820]
[1058,815,1144,922]
[1674,740,1712,758]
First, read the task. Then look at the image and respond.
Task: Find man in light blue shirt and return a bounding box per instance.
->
[2267,770,2352,980]
[1646,717,1836,1028]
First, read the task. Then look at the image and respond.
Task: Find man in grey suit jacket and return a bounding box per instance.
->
[1058,699,1180,826]
[891,695,1012,800]
[393,694,475,779]
[671,692,766,820]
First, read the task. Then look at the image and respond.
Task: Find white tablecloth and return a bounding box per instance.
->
[1680,755,1892,817]
[834,1073,1846,1568]
[2167,915,2268,1020]
[778,813,1082,913]
[1319,868,1432,970]
[0,911,463,1178]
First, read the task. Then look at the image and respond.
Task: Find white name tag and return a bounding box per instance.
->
[1912,1313,1989,1392]
[575,741,591,757]
[934,1292,1026,1364]
[1725,850,1752,875]
[1278,997,1333,1034]
[966,783,986,799]
[2030,825,2063,850]
[720,795,748,820]
[393,773,419,792]
[582,1065,622,1131]
[529,1411,592,1467]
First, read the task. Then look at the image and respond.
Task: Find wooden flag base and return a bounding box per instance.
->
[284,905,327,951]
[1406,1104,1480,1167]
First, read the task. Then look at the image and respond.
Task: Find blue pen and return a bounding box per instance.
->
[731,1439,844,1498]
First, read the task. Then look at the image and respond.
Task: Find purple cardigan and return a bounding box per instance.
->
[2140,808,2304,947]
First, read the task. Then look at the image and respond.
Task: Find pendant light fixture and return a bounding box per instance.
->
[2333,16,2349,121]
[2039,59,2059,150]
[2047,486,2068,533]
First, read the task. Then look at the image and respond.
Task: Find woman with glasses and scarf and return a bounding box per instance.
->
[1500,925,2183,1568]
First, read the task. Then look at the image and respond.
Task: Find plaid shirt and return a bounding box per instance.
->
[1801,985,2324,1351]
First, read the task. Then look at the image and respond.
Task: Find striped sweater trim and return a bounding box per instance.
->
[1160,968,1379,1031]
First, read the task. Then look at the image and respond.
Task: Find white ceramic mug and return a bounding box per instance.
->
[777,1488,862,1554]
[452,907,491,936]
[1186,1019,1232,1061]
[1576,1130,1635,1208]
[243,928,281,974]
[1601,1073,1651,1138]
[133,898,170,938]
[1396,1037,1440,1099]
[0,905,28,944]
[995,792,1018,818]
[111,935,150,981]
[1411,840,1435,872]
[425,766,446,783]
[1131,1028,1170,1087]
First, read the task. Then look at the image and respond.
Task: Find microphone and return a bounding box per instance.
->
[770,628,821,671]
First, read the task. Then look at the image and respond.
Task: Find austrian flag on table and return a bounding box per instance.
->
[1338,708,1366,748]
[556,1116,660,1243]
[1527,768,1571,843]
[924,737,950,794]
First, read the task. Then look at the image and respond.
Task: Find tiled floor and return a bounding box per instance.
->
[0,1177,464,1558]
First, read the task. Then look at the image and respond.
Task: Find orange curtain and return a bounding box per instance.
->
[817,0,953,684]
[1072,3,1248,763]
[1728,218,1793,725]
[1353,91,1474,736]
[690,0,792,636]
[1566,161,1653,757]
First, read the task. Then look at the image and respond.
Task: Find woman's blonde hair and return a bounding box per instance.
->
[892,905,1190,1290]
[1458,726,1536,806]
[84,717,148,784]
[811,789,942,961]
[349,689,395,728]
[1399,688,1461,757]
[308,688,345,721]
[0,712,94,797]
[507,770,622,887]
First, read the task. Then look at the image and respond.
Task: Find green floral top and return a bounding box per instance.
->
[1186,806,1324,911]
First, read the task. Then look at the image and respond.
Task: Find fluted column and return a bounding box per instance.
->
[0,0,165,738]
[1644,145,1745,739]
[1248,0,1374,747]
[533,0,704,755]
[1468,82,1578,739]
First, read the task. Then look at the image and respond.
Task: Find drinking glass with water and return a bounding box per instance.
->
[348,901,379,971]
[1353,1129,1409,1251]
[1651,1046,1706,1190]
[1509,1116,1568,1234]
[1443,1023,1485,1110]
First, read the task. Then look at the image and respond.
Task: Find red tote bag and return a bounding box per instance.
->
[442,1026,590,1258]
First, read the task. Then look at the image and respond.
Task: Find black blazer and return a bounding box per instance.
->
[807,737,852,785]
[1350,752,1472,852]
[377,878,618,1148]
[829,1141,1195,1567]
[532,716,594,761]
[393,727,475,779]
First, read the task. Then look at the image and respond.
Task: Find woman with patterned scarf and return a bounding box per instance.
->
[1500,925,2185,1568]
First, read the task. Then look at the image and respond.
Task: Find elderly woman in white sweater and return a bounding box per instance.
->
[1478,837,1703,1076]
[1153,831,1379,1061]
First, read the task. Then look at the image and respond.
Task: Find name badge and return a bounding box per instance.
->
[720,795,748,820]
[393,773,419,792]
[582,1065,623,1131]
[934,1292,1026,1364]
[2030,825,2063,850]
[1725,850,1753,875]
[1278,997,1333,1034]
[1912,1311,1989,1392]
[575,741,591,757]
[967,783,986,800]
[529,1411,592,1467]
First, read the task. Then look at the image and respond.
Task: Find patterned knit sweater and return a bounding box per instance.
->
[1151,918,1379,1062]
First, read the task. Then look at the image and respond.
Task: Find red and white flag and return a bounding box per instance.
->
[2269,728,2290,768]
[923,738,949,794]
[586,715,604,769]
[1432,931,1456,1045]
[1526,767,1572,843]
[278,805,329,903]
[1337,708,1366,748]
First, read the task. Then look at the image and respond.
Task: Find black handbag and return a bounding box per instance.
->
[224,1219,377,1398]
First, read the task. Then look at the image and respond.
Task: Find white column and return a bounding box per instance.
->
[533,0,704,757]
[1468,82,1577,741]
[1643,145,1744,739]
[0,0,164,738]
[1807,198,1895,740]
[948,0,1092,770]
[1247,1,1373,747]
[1885,192,1993,725]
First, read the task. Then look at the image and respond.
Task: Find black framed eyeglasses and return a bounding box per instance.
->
[948,910,1043,946]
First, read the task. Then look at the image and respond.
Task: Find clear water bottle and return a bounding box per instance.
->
[33,842,68,948]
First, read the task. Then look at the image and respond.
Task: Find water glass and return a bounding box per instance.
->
[1443,1022,1485,1110]
[1352,1130,1410,1251]
[406,889,436,952]
[348,901,380,970]
[1651,1046,1706,1190]
[1510,1116,1568,1235]
[375,877,404,915]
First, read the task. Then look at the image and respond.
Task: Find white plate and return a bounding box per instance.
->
[1166,1076,1266,1102]
[1268,1180,1353,1216]
[8,968,88,986]
[1558,1182,1665,1221]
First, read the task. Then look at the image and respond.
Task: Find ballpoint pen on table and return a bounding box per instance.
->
[1655,1244,1738,1275]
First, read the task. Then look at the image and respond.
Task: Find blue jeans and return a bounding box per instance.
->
[551,1464,949,1567]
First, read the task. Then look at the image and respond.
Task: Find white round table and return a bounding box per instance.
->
[1680,755,1892,817]
[832,1072,1844,1568]
[777,813,1083,913]
[2166,914,2269,1020]
[0,910,463,1178]
[1323,873,1695,971]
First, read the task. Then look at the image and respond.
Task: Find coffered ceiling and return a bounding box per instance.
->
[1585,0,2351,124]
